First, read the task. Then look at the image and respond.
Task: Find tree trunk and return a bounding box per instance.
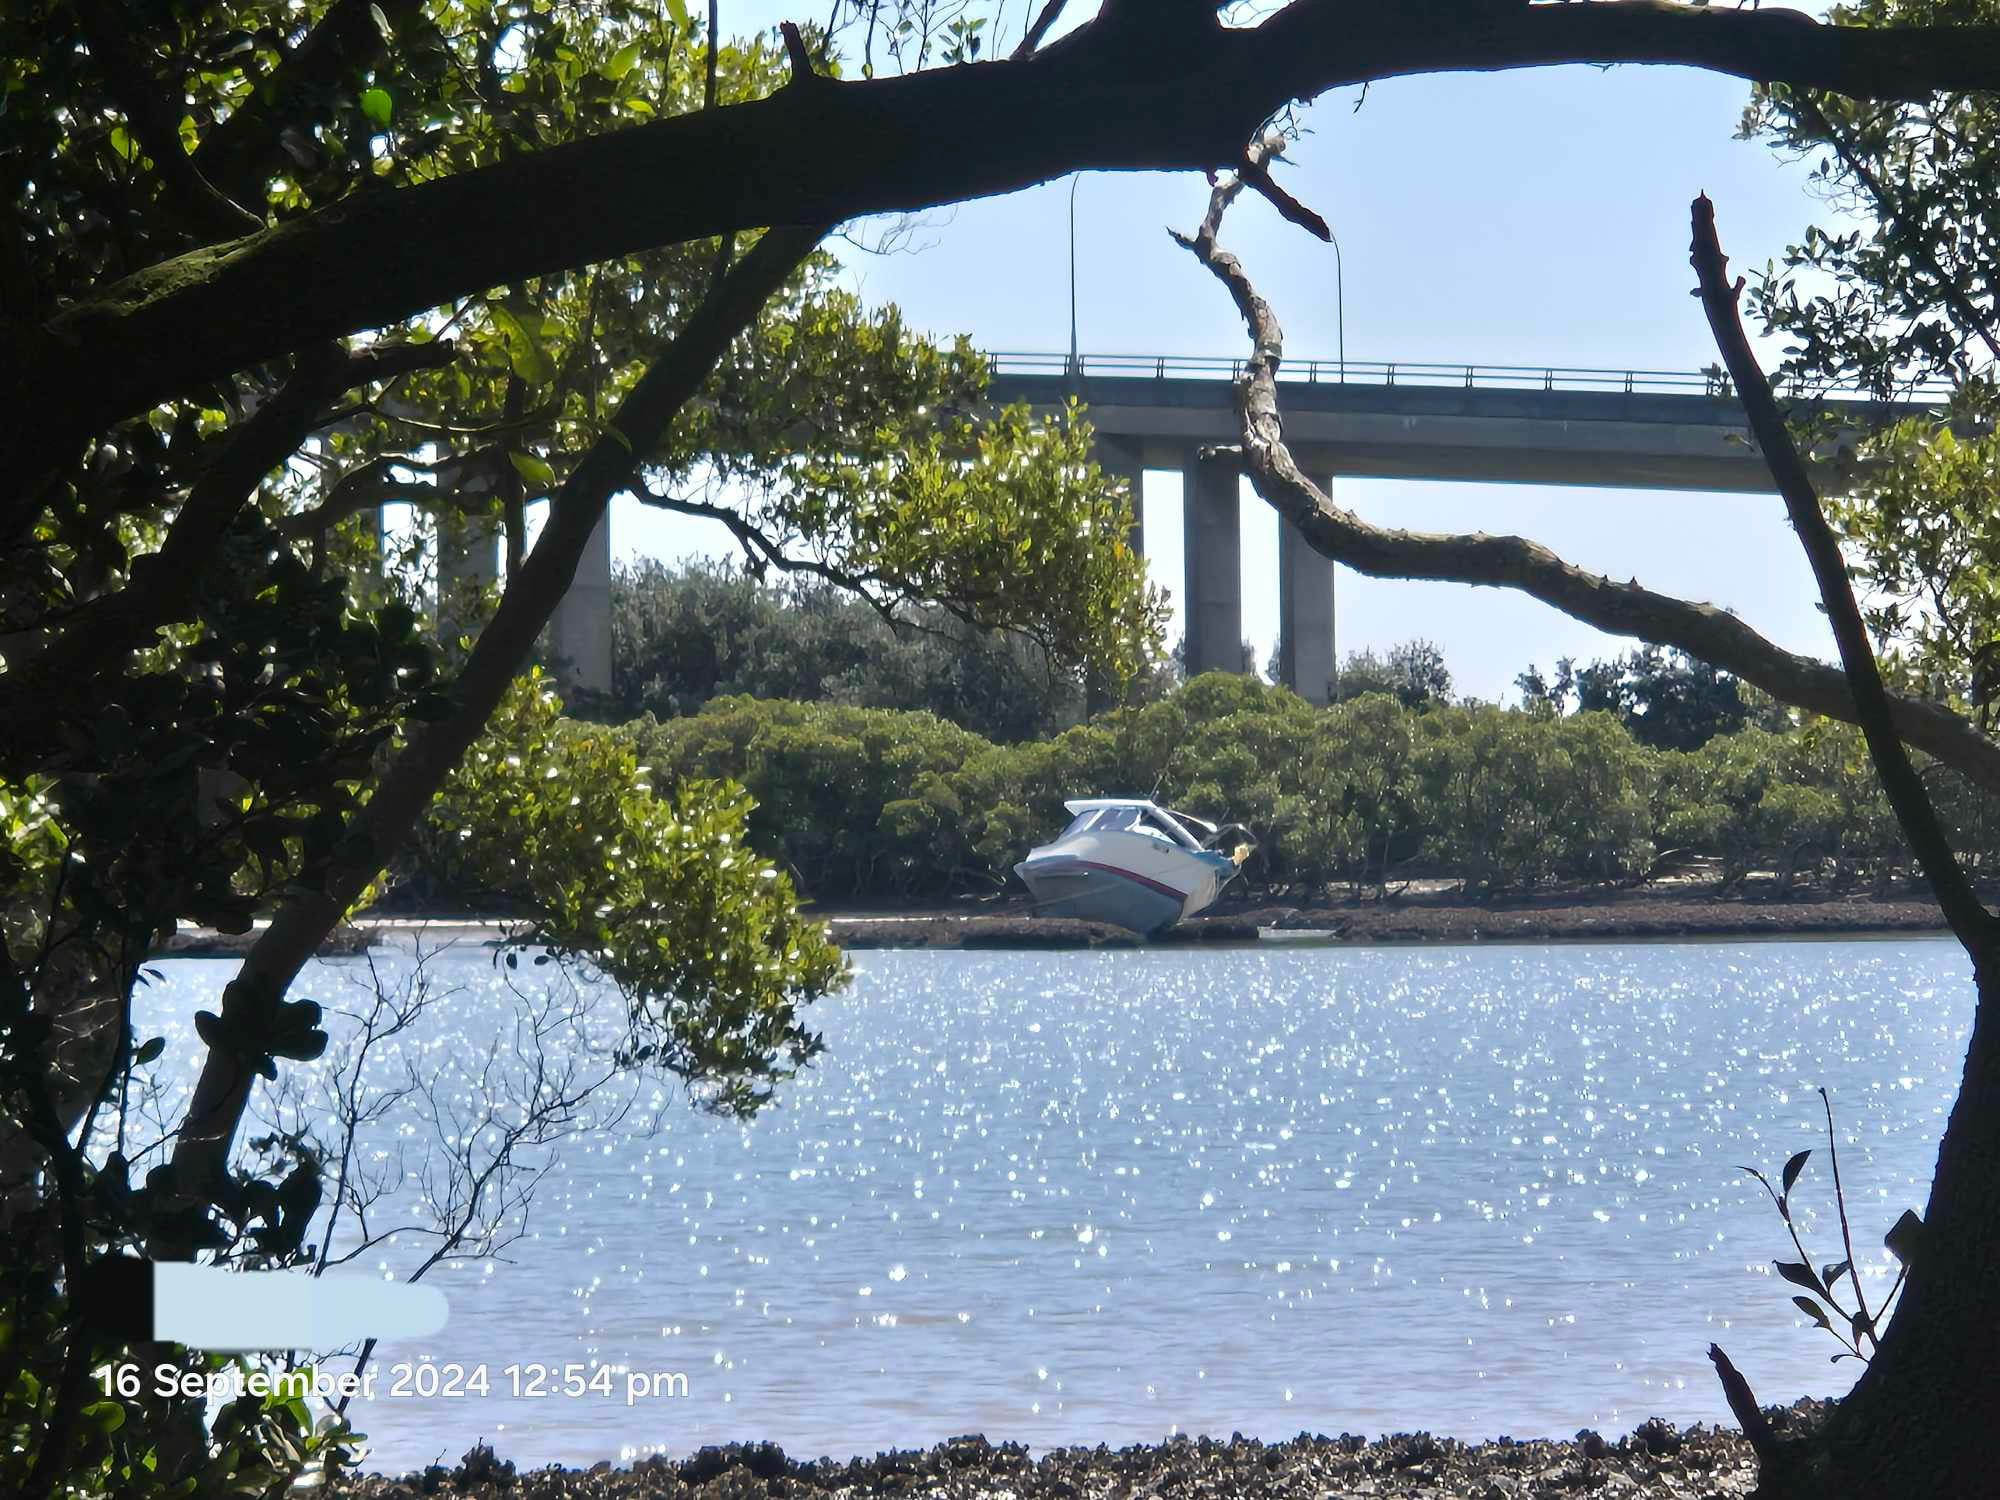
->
[1686,193,2000,1499]
[1758,946,2000,1497]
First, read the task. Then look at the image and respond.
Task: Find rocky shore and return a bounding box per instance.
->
[324,1403,1831,1499]
[152,887,1956,960]
[827,886,1951,951]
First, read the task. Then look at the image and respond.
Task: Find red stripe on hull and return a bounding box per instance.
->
[1068,859,1188,904]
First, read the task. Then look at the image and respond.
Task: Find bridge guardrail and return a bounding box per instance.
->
[984,352,1956,403]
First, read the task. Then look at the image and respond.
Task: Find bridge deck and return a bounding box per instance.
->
[986,357,1937,494]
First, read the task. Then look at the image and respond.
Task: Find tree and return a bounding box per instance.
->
[1330,639,1453,711]
[1180,108,2000,1488]
[13,0,2000,1493]
[606,557,1147,740]
[1521,644,1781,751]
[2,5,1160,1492]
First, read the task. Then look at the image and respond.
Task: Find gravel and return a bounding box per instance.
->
[322,1401,1835,1500]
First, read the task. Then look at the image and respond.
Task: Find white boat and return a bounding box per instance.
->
[1013,798,1254,935]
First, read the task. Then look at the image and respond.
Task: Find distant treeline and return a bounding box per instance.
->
[607,671,1997,905]
[532,563,1995,906]
[597,559,1139,742]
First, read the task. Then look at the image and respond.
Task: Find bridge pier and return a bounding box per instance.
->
[1278,500,1337,704]
[1182,448,1244,676]
[546,510,614,700]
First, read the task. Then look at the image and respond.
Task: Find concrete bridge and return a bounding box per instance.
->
[450,353,1939,703]
[987,353,1939,703]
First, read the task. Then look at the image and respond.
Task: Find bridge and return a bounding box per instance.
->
[984,353,1942,702]
[446,353,1940,704]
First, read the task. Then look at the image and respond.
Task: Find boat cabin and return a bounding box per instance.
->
[1056,799,1209,851]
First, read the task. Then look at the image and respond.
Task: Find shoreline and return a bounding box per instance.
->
[827,885,1953,951]
[322,1403,1826,1498]
[155,886,1956,958]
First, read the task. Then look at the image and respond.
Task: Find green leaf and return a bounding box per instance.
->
[606,42,643,80]
[488,301,554,386]
[82,1400,126,1433]
[665,0,691,33]
[508,451,557,492]
[360,88,393,129]
[1791,1295,1831,1331]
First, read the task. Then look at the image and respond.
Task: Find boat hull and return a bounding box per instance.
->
[1012,855,1192,935]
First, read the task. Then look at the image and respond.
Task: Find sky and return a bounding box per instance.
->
[611,3,1855,704]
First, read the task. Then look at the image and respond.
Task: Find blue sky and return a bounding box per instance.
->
[616,6,1852,703]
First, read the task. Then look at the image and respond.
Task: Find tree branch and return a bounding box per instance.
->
[1708,1344,1781,1472]
[1173,158,2000,801]
[1235,149,1330,241]
[269,454,435,540]
[192,0,425,210]
[157,220,831,1229]
[780,21,826,86]
[72,0,264,240]
[1691,193,1996,954]
[4,338,454,698]
[1793,94,2000,372]
[16,0,2000,492]
[1012,0,1072,60]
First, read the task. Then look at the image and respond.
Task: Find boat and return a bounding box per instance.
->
[1013,798,1255,935]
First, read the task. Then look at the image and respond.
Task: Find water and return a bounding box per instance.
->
[129,939,1971,1470]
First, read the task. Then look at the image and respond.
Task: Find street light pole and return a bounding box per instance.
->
[1331,230,1345,382]
[1068,173,1082,392]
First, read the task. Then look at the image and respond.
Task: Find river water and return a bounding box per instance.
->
[132,938,1971,1471]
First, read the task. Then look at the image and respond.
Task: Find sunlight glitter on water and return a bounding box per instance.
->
[133,939,1970,1469]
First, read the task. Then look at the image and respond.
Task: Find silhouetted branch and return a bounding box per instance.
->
[1691,191,1997,955]
[1173,146,2000,797]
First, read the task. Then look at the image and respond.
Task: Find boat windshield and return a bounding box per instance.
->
[1059,806,1194,847]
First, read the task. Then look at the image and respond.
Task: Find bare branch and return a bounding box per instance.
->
[1235,150,1329,241]
[1691,192,1996,953]
[781,21,826,86]
[1173,151,2000,799]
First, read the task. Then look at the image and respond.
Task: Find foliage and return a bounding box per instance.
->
[1744,1,2000,717]
[1740,1089,1920,1368]
[1823,393,2000,704]
[1517,646,1785,751]
[1330,639,1454,711]
[1743,0,2000,396]
[1,3,1158,1491]
[416,673,845,1115]
[441,669,1982,912]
